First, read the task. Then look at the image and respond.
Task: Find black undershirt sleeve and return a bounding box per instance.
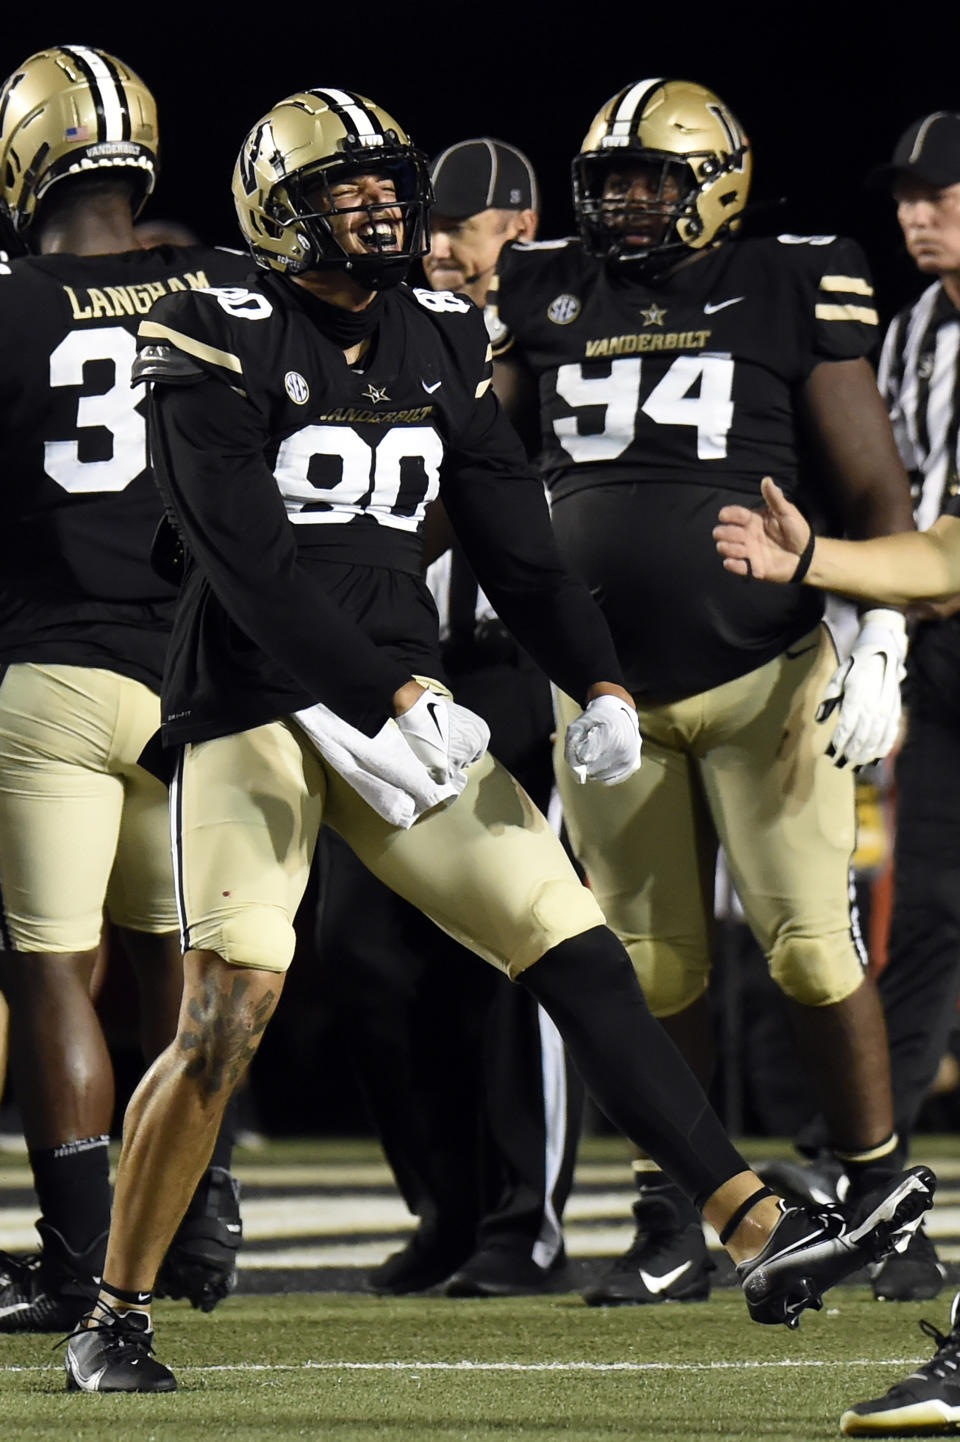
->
[440,393,625,704]
[149,377,410,735]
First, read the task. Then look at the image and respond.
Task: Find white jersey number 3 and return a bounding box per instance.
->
[44,328,145,494]
[554,354,734,462]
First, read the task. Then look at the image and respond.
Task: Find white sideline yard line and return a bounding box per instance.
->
[0,1356,932,1375]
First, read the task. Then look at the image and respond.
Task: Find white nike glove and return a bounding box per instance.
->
[817,609,908,769]
[395,691,490,784]
[564,694,642,785]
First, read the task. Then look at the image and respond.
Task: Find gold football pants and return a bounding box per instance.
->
[0,663,177,952]
[172,705,604,978]
[554,625,867,1013]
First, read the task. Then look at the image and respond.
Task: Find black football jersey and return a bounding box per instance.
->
[0,244,252,688]
[492,234,881,701]
[135,273,622,743]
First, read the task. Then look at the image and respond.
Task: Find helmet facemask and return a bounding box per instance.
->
[574,151,699,267]
[274,147,432,289]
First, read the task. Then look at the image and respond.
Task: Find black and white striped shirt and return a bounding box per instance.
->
[879,280,960,529]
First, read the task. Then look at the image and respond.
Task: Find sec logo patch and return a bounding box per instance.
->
[284,371,309,404]
[547,294,580,325]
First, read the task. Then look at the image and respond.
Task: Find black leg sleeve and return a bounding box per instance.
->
[518,926,747,1208]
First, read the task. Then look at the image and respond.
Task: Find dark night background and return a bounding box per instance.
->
[6,5,959,322]
[4,8,959,1135]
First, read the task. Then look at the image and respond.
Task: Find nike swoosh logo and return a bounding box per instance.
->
[703,297,745,314]
[0,1300,33,1318]
[785,642,818,660]
[421,379,442,394]
[638,1261,693,1294]
[426,700,444,737]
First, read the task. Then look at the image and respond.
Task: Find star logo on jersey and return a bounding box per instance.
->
[640,303,667,327]
[362,383,390,405]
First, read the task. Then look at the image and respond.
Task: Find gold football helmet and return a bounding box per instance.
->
[0,45,158,240]
[573,78,751,265]
[233,88,432,288]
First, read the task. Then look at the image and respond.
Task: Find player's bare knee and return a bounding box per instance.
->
[768,935,865,1006]
[624,940,709,1017]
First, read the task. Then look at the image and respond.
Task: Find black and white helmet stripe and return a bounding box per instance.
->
[59,44,131,142]
[604,78,665,148]
[305,87,386,147]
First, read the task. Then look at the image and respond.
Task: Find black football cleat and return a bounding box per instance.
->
[840,1289,960,1434]
[755,1154,848,1209]
[367,1226,473,1296]
[444,1245,568,1298]
[738,1165,936,1329]
[64,1307,177,1393]
[155,1166,242,1312]
[583,1183,714,1306]
[0,1223,105,1333]
[869,1225,946,1303]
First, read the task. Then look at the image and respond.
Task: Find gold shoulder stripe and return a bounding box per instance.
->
[819,275,874,296]
[815,303,879,325]
[139,320,243,375]
[475,376,493,398]
[484,343,493,362]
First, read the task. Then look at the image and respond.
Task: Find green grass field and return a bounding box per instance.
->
[0,1288,942,1441]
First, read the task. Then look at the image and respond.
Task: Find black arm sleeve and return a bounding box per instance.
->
[440,392,624,703]
[149,377,411,734]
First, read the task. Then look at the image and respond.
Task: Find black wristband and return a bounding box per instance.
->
[790,528,816,584]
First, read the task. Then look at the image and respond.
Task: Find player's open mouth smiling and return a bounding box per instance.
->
[357,220,400,252]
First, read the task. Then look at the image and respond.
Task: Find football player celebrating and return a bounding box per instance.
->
[59,86,935,1393]
[0,45,251,1331]
[488,78,917,1307]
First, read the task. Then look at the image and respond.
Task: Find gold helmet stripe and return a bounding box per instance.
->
[306,88,384,149]
[60,44,130,142]
[607,78,664,147]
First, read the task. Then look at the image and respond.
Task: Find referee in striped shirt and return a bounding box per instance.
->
[866,112,960,1301]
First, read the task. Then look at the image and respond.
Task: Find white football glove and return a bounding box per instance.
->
[817,609,908,769]
[564,694,642,785]
[395,691,490,784]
